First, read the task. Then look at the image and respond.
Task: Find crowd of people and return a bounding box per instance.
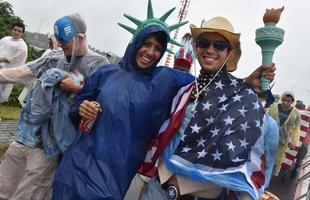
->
[0,1,309,200]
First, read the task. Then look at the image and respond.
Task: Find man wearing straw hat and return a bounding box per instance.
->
[141,16,279,200]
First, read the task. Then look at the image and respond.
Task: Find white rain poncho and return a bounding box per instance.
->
[0,36,28,102]
[0,49,63,105]
[0,34,62,106]
[0,36,27,68]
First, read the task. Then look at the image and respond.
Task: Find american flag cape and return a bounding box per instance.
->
[281,109,310,170]
[139,70,278,199]
[138,83,195,177]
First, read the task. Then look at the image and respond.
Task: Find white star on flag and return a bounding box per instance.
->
[232,94,242,102]
[218,94,228,103]
[182,146,191,153]
[224,127,234,135]
[181,134,187,141]
[219,104,228,111]
[215,80,224,89]
[197,149,207,159]
[197,137,206,147]
[255,120,260,127]
[210,127,220,137]
[191,110,197,118]
[223,115,234,125]
[206,116,214,125]
[202,101,212,110]
[212,150,223,161]
[230,79,238,87]
[226,141,236,151]
[240,121,250,132]
[231,157,245,163]
[246,88,255,95]
[239,138,249,148]
[252,100,260,110]
[190,123,201,134]
[238,106,248,117]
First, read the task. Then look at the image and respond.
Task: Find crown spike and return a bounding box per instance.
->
[124,14,142,27]
[159,7,176,22]
[118,0,188,52]
[166,48,175,54]
[147,0,154,19]
[118,23,136,35]
[169,39,182,47]
[169,21,189,32]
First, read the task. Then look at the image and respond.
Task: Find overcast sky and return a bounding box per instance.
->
[6,0,310,106]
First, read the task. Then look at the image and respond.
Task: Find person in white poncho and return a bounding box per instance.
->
[0,22,28,103]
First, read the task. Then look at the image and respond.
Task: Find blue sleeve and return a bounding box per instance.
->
[69,70,101,127]
[169,68,195,88]
[264,114,279,186]
[264,89,275,108]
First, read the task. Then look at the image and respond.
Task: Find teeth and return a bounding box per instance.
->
[205,57,216,61]
[142,56,151,63]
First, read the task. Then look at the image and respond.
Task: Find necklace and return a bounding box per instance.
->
[190,68,222,112]
[190,54,231,113]
[191,70,215,100]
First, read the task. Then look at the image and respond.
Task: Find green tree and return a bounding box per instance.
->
[0,0,23,38]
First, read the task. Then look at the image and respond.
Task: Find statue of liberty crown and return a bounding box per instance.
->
[118,0,188,53]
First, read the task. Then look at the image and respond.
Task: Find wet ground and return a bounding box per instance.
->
[0,120,17,144]
[267,169,299,200]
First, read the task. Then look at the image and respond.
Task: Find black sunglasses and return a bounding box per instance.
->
[196,39,231,51]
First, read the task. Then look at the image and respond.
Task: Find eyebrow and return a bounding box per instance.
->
[13,28,22,32]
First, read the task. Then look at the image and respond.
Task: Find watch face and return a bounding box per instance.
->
[167,185,178,200]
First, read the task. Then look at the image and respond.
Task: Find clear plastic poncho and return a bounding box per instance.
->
[0,35,28,103]
[0,34,62,105]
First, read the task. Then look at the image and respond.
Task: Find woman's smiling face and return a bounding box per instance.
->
[136,35,163,69]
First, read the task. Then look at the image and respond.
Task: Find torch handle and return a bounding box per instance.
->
[260,49,275,92]
[260,76,270,92]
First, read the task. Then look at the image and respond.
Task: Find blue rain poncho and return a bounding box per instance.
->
[52,24,194,199]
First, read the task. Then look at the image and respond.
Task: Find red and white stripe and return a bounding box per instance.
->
[281,109,310,169]
[138,83,194,177]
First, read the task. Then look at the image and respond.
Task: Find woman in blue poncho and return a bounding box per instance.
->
[52,3,194,199]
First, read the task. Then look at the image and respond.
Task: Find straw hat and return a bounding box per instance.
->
[190,16,241,72]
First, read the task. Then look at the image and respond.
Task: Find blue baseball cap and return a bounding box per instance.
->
[54,14,86,43]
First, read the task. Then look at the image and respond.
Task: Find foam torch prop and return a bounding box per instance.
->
[255,6,285,92]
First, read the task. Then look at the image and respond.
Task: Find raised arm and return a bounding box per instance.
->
[0,65,36,84]
[244,63,275,94]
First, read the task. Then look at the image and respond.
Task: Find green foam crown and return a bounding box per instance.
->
[118,0,188,53]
